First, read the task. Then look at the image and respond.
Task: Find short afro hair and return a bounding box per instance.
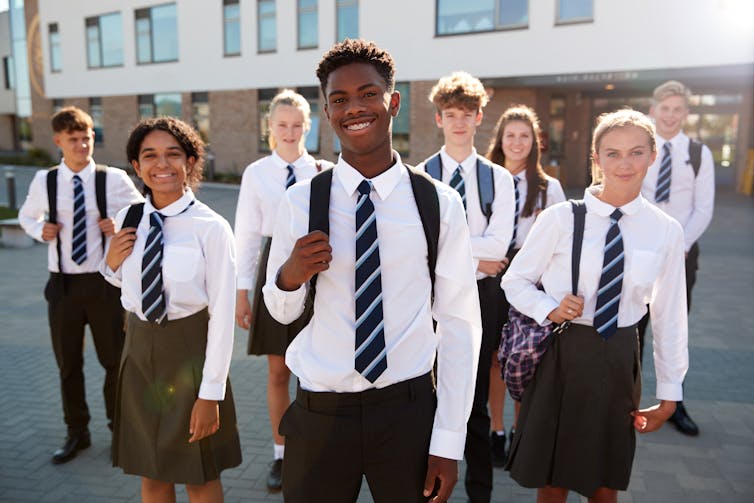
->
[316,38,395,96]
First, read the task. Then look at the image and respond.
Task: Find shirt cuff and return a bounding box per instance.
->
[99,261,122,287]
[262,277,308,324]
[237,276,253,290]
[198,380,227,401]
[656,381,683,402]
[428,427,466,460]
[534,297,560,326]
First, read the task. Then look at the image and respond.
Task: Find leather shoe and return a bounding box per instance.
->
[266,459,283,491]
[51,430,91,464]
[668,402,699,436]
[490,432,507,467]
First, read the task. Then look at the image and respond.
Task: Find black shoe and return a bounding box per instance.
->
[668,402,699,436]
[507,427,516,456]
[490,432,507,467]
[51,430,91,465]
[267,459,283,491]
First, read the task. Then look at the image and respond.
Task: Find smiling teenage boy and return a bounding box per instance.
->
[262,39,482,502]
[18,106,142,464]
[419,72,515,503]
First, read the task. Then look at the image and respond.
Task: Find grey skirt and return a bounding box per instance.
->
[507,323,641,497]
[247,236,310,356]
[113,309,242,485]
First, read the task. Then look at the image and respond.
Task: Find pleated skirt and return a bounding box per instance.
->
[113,309,242,485]
[247,236,310,356]
[507,323,641,497]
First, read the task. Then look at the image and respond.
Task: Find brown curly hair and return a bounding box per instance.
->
[429,71,489,113]
[126,116,205,195]
[316,38,395,96]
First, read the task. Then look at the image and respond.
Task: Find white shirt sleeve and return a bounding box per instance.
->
[234,166,264,291]
[683,145,715,250]
[18,170,49,243]
[107,168,144,216]
[469,167,514,264]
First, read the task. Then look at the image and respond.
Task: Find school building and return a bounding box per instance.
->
[3,0,754,191]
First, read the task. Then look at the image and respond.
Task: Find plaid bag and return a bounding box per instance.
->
[498,200,586,401]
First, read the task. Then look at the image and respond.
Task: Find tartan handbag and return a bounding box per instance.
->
[498,200,586,401]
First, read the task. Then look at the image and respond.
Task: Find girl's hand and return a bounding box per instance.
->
[547,294,584,324]
[632,400,676,433]
[236,290,252,329]
[189,398,220,443]
[106,227,137,271]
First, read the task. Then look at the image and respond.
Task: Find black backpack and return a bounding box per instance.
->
[688,139,703,177]
[424,153,495,222]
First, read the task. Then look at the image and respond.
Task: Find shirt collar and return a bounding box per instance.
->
[272,150,312,169]
[59,159,95,182]
[583,186,645,217]
[145,188,196,217]
[656,131,687,152]
[335,151,405,201]
[439,146,477,175]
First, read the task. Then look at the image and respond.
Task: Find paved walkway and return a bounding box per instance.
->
[1,165,752,502]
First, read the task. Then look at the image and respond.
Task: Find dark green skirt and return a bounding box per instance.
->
[507,323,641,497]
[113,309,242,485]
[247,236,310,355]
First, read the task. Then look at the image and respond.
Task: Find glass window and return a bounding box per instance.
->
[138,93,182,119]
[258,88,277,151]
[548,95,566,157]
[49,23,61,72]
[299,87,320,153]
[436,0,527,35]
[85,13,124,68]
[135,3,178,64]
[258,0,276,53]
[393,82,410,155]
[192,92,210,143]
[298,0,318,49]
[336,0,358,40]
[3,57,13,89]
[557,0,592,23]
[90,97,104,145]
[223,0,241,56]
[138,94,155,119]
[52,98,64,113]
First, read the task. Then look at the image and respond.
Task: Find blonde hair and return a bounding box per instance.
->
[652,80,692,106]
[590,109,656,185]
[267,89,312,150]
[429,71,489,113]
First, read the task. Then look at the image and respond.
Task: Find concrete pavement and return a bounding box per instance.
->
[1,165,752,502]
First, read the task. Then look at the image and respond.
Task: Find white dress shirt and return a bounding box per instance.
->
[640,132,715,251]
[501,187,688,401]
[234,151,324,290]
[417,147,515,279]
[101,190,237,401]
[19,159,143,273]
[511,173,566,250]
[263,153,482,460]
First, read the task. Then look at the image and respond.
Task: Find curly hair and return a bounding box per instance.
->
[590,109,656,185]
[486,105,546,218]
[429,71,489,113]
[126,117,205,194]
[51,106,93,133]
[316,38,395,95]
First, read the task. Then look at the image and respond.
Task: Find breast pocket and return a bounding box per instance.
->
[628,250,663,288]
[162,245,201,282]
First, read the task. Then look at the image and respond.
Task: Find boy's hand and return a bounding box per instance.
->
[236,290,252,329]
[423,455,458,502]
[276,231,332,291]
[98,217,116,237]
[478,260,506,276]
[42,222,63,241]
[547,294,584,324]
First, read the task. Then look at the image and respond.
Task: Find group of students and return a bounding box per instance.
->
[18,38,713,503]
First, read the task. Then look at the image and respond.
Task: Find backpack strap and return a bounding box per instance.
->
[307,168,333,293]
[46,168,63,273]
[121,203,145,230]
[569,200,587,295]
[407,166,440,300]
[688,139,703,177]
[95,165,108,250]
[539,179,549,210]
[475,156,495,222]
[424,153,443,182]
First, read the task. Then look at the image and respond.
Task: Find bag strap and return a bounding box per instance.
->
[406,165,440,300]
[46,168,62,273]
[122,203,145,230]
[424,153,443,182]
[569,200,587,295]
[307,168,333,293]
[475,155,495,222]
[95,165,108,250]
[688,139,703,177]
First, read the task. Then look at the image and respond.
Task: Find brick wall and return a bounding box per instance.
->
[208,89,258,175]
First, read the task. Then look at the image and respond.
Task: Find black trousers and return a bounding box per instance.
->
[279,373,436,503]
[45,273,125,434]
[637,242,699,362]
[464,276,506,503]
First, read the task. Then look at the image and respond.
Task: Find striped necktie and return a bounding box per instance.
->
[71,174,87,265]
[594,209,624,339]
[354,180,387,383]
[285,164,296,189]
[141,212,167,323]
[449,165,466,211]
[655,142,672,203]
[509,176,520,253]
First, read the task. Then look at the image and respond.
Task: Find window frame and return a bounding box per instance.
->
[434,0,529,37]
[297,0,318,50]
[89,97,104,145]
[257,0,277,54]
[135,3,179,65]
[223,0,241,57]
[48,23,62,73]
[554,0,593,25]
[84,12,124,69]
[336,0,358,41]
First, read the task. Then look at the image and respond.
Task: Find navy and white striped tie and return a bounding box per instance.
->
[141,212,167,324]
[594,209,624,339]
[509,176,520,253]
[655,143,672,203]
[285,164,296,189]
[449,165,466,211]
[354,180,387,383]
[71,175,87,265]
